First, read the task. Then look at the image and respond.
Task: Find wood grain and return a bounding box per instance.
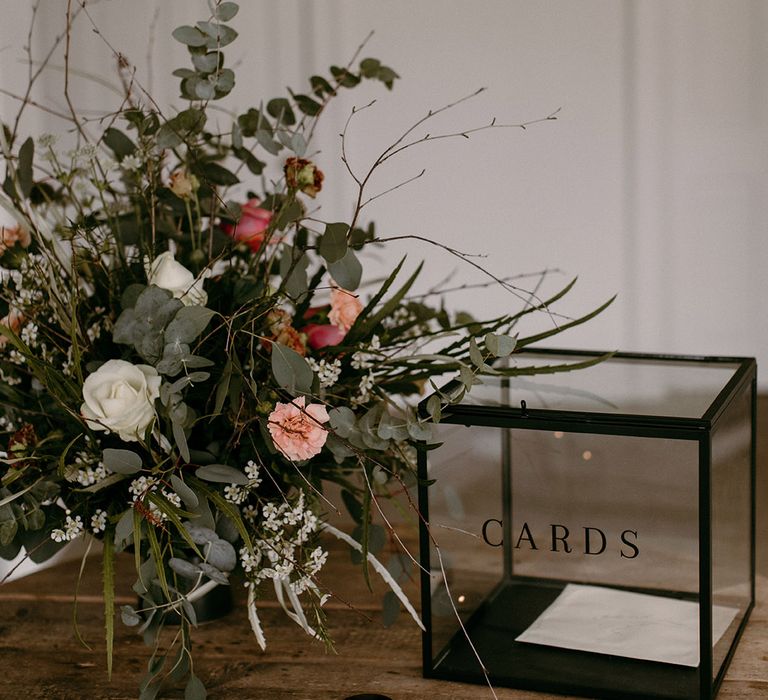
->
[0,541,767,700]
[0,396,764,699]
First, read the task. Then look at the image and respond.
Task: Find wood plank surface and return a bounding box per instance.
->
[0,542,767,700]
[0,396,765,699]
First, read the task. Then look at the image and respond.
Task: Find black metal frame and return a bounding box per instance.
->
[417,349,757,700]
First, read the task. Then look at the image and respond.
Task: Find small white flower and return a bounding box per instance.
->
[91,509,107,534]
[306,357,342,388]
[224,484,247,504]
[51,514,84,542]
[129,475,157,501]
[162,490,181,509]
[121,154,143,171]
[245,460,262,487]
[37,133,57,148]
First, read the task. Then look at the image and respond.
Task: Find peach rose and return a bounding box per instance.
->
[328,286,362,333]
[221,198,273,252]
[267,396,329,461]
[0,308,25,348]
[0,225,31,256]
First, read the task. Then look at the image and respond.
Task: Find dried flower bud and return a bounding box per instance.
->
[0,225,31,256]
[168,169,199,199]
[0,308,25,349]
[8,423,37,469]
[263,309,307,356]
[284,157,324,198]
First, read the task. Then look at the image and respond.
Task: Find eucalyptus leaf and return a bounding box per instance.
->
[120,604,141,627]
[185,674,207,700]
[172,25,208,47]
[17,137,34,198]
[169,557,202,580]
[173,420,191,463]
[426,395,442,423]
[485,332,516,358]
[197,21,238,48]
[170,474,199,509]
[198,562,229,585]
[205,538,236,572]
[194,161,239,186]
[289,133,307,156]
[165,306,215,345]
[255,129,282,156]
[115,508,135,547]
[213,1,239,21]
[195,463,249,485]
[266,98,296,126]
[318,222,349,264]
[271,342,314,395]
[102,448,142,475]
[328,248,362,291]
[193,79,216,100]
[191,51,219,73]
[279,247,308,298]
[328,406,355,438]
[103,128,136,160]
[184,523,219,545]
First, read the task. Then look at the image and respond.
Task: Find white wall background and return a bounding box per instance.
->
[1,0,765,382]
[0,0,766,579]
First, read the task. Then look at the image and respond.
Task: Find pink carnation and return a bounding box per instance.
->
[267,396,329,461]
[328,286,362,333]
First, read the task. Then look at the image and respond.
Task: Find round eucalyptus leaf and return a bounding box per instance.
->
[172,25,208,47]
[169,557,203,580]
[121,604,142,627]
[205,538,236,572]
[198,562,230,585]
[183,523,219,546]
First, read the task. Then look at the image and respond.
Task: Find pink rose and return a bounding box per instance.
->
[267,396,329,461]
[221,199,272,252]
[328,286,362,333]
[303,323,346,350]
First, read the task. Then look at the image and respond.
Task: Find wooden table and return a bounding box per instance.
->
[1,539,767,700]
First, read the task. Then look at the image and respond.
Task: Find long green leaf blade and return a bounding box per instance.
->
[102,531,115,679]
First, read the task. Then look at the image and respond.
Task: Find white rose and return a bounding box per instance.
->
[81,359,161,442]
[146,251,209,306]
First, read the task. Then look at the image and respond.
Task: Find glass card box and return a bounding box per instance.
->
[418,350,757,700]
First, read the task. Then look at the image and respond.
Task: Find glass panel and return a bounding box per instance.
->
[509,429,700,594]
[463,354,740,418]
[427,423,505,662]
[711,383,753,681]
[427,422,702,699]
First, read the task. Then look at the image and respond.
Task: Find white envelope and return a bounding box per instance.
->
[515,584,739,667]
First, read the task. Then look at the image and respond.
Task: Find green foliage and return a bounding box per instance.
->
[0,4,611,697]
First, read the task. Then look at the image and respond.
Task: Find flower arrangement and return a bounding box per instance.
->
[0,2,611,697]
